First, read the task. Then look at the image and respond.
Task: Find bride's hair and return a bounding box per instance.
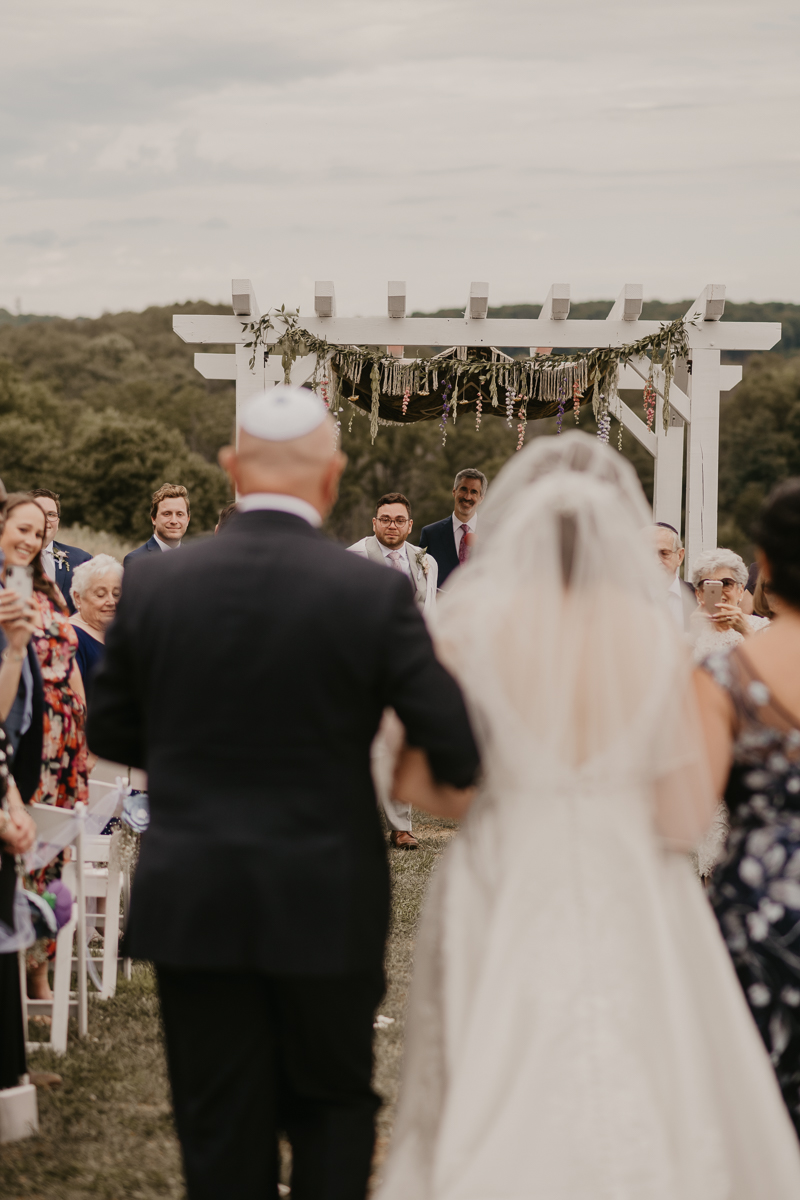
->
[435,431,715,849]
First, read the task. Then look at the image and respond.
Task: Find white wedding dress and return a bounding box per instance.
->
[377,434,800,1200]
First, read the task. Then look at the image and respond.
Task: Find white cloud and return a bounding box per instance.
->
[1,0,798,315]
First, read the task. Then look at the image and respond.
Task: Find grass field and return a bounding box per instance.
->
[0,812,456,1200]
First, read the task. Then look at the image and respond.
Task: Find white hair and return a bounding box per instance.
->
[690,548,748,589]
[70,553,123,603]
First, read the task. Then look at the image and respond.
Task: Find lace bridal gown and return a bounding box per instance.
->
[377,434,800,1200]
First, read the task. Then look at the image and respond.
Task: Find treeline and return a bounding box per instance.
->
[0,301,799,555]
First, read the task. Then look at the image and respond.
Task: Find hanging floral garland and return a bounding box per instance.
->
[241,307,689,446]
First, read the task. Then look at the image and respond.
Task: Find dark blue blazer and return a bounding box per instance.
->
[0,628,44,802]
[52,540,92,616]
[419,517,460,587]
[123,535,160,571]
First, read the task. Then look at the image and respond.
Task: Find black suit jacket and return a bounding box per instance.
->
[0,628,44,803]
[419,517,460,587]
[52,540,92,616]
[122,535,161,570]
[88,510,480,976]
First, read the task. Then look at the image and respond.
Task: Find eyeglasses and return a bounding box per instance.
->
[700,578,739,590]
[376,516,409,527]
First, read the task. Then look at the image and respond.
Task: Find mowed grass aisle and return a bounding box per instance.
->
[0,813,457,1200]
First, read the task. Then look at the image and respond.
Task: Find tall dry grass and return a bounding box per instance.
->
[58,524,136,564]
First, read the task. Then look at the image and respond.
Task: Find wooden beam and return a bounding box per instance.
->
[622,356,691,423]
[231,279,260,320]
[685,283,725,323]
[467,282,489,320]
[314,281,335,318]
[388,281,406,318]
[539,284,570,321]
[606,284,643,323]
[194,352,236,380]
[173,314,781,352]
[608,393,657,456]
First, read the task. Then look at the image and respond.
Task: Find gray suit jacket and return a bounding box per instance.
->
[348,537,438,616]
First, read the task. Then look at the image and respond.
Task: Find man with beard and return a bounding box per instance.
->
[419,468,488,587]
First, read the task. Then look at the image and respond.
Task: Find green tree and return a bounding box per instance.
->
[59,409,229,540]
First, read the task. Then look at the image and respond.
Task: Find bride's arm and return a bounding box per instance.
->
[393,744,475,820]
[692,667,735,798]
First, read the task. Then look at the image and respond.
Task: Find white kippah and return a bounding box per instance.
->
[238,385,328,442]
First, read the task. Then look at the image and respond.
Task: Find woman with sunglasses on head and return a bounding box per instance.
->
[696,480,800,1136]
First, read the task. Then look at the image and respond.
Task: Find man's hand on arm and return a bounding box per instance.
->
[0,783,36,855]
[393,744,475,820]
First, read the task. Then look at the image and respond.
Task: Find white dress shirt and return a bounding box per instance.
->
[154,533,181,552]
[452,511,477,556]
[236,493,322,527]
[41,542,57,581]
[379,540,412,578]
[666,574,684,630]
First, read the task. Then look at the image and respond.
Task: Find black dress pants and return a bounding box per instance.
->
[156,965,384,1200]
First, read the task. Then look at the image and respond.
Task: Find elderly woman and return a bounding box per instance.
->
[689,548,771,880]
[690,547,769,662]
[69,554,122,708]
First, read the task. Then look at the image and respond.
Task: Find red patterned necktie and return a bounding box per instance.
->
[458,524,470,564]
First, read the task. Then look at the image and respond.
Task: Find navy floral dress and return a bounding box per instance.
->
[703,645,800,1136]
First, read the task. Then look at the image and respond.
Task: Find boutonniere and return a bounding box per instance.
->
[52,548,69,570]
[418,551,430,577]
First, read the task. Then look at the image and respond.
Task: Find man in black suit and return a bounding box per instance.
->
[88,386,480,1200]
[419,467,488,587]
[31,489,92,616]
[123,483,191,568]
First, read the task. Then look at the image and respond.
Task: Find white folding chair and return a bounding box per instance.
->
[25,802,89,1055]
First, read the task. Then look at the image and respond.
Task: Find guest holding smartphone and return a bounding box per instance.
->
[690,549,769,662]
[1,493,89,999]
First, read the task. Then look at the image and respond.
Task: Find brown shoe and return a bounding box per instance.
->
[390,831,419,850]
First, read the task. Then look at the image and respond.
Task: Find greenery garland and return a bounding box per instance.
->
[242,308,690,446]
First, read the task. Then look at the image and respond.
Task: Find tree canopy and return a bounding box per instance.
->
[0,299,798,557]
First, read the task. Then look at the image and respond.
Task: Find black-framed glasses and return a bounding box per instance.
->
[376,516,409,527]
[700,578,738,590]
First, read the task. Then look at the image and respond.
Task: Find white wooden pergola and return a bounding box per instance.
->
[174,280,781,571]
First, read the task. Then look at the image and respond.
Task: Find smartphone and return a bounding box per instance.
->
[702,580,723,614]
[5,564,34,600]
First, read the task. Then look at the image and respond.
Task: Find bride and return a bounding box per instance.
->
[378,433,800,1200]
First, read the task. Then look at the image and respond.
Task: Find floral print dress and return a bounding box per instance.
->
[30,590,88,808]
[703,645,800,1135]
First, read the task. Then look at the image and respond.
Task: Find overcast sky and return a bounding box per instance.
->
[2,0,799,318]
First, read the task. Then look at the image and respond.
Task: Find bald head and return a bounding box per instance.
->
[219,413,346,519]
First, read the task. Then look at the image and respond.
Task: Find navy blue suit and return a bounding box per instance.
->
[123,534,161,571]
[419,516,460,587]
[52,540,92,616]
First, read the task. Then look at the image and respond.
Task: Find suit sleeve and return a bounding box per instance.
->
[86,578,146,767]
[377,575,480,789]
[419,526,430,550]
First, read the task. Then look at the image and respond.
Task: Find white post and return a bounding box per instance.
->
[653,411,685,536]
[684,347,722,574]
[652,357,687,538]
[75,802,88,1038]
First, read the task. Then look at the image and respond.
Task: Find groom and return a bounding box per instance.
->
[87,386,480,1200]
[349,493,439,850]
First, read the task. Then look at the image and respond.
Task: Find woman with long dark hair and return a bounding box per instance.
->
[697,478,800,1135]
